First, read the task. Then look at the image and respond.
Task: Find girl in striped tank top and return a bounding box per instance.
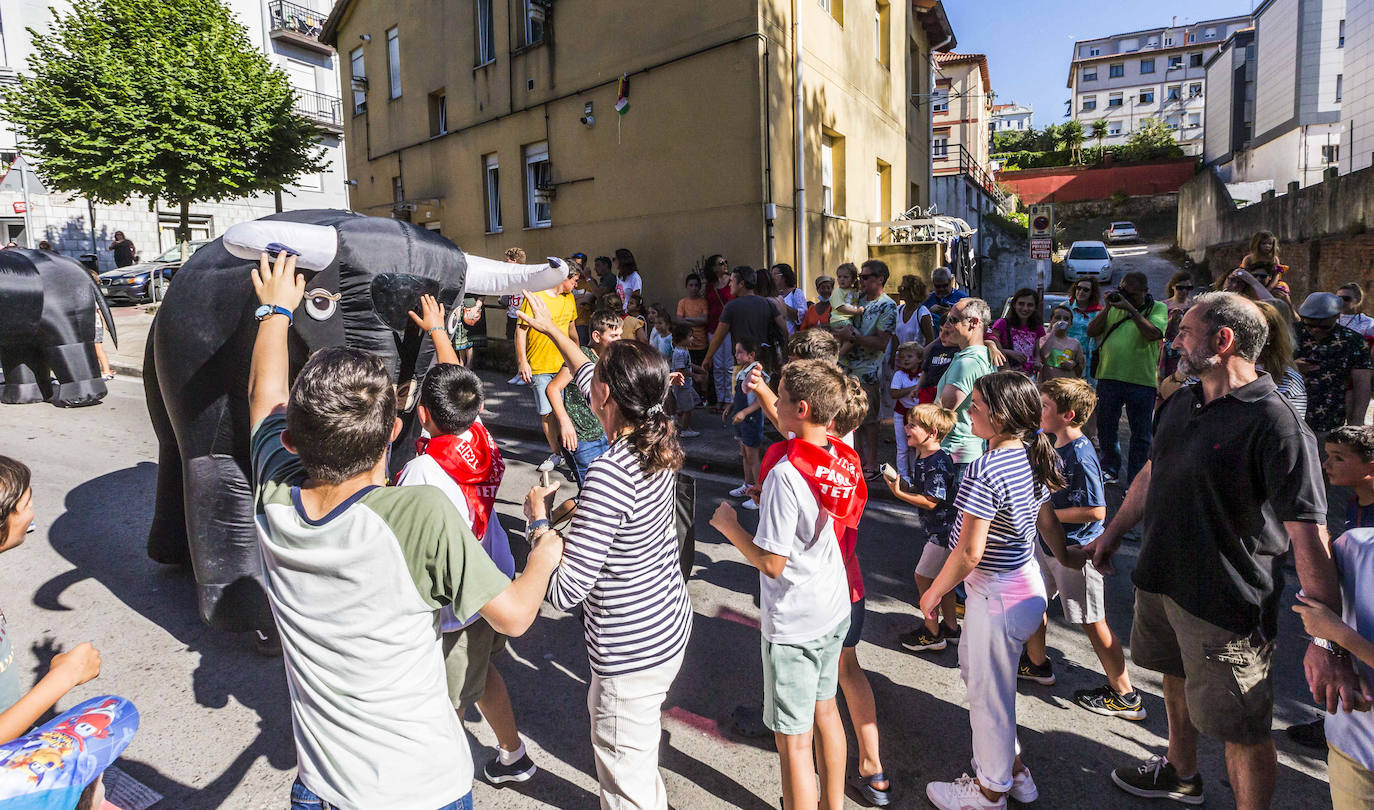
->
[920,372,1086,810]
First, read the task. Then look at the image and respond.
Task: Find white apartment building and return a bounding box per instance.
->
[990,103,1033,133]
[1067,14,1252,156]
[1204,0,1345,191]
[1340,0,1373,172]
[0,0,348,268]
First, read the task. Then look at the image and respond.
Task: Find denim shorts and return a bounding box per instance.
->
[562,435,610,488]
[530,372,558,416]
[732,389,764,447]
[290,779,473,810]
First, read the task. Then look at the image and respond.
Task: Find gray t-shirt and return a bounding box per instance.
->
[721,295,778,349]
[0,609,20,713]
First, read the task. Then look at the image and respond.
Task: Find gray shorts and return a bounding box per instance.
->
[1035,546,1105,624]
[915,542,952,580]
[762,616,849,735]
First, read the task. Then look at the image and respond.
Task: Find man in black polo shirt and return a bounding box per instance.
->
[1090,292,1362,809]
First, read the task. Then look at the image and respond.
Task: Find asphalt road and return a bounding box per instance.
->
[0,377,1334,809]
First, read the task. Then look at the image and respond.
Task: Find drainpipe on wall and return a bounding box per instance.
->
[792,0,806,283]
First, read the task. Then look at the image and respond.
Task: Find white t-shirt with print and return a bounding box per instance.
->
[616,272,643,311]
[891,369,920,409]
[752,458,850,644]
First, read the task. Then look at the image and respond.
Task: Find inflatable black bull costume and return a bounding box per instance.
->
[144,210,567,630]
[0,249,117,407]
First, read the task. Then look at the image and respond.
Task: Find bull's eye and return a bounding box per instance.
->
[305,288,341,321]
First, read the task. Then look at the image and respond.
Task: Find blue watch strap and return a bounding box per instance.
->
[257,304,294,324]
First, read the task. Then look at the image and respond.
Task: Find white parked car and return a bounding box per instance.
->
[1063,241,1112,282]
[1104,221,1139,242]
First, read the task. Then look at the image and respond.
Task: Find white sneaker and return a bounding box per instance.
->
[537,454,562,472]
[740,498,760,511]
[508,375,527,385]
[926,775,1006,810]
[680,429,701,438]
[729,483,751,498]
[971,760,1037,804]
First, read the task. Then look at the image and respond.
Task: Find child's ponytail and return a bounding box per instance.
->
[972,372,1066,494]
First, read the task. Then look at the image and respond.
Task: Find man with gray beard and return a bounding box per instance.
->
[1089,292,1363,809]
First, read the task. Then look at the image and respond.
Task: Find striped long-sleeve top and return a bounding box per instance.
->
[547,362,693,677]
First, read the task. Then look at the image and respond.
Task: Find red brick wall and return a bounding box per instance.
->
[1204,233,1374,306]
[995,159,1199,204]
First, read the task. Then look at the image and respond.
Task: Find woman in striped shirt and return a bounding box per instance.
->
[919,372,1084,810]
[518,292,691,810]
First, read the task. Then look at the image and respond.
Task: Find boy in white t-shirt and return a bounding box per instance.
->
[889,341,923,477]
[400,296,536,785]
[712,359,867,810]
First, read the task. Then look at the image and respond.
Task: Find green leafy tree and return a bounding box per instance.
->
[1062,119,1085,164]
[1035,123,1063,153]
[1123,117,1185,162]
[3,0,325,244]
[1091,119,1109,162]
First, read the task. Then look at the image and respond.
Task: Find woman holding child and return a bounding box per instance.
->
[517,291,691,810]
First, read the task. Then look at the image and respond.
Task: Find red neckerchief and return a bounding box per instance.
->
[760,436,867,533]
[413,424,505,538]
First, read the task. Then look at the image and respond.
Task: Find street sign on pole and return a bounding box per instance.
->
[1028,203,1054,297]
[1030,238,1052,259]
[1028,203,1054,241]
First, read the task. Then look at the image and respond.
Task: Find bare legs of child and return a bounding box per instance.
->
[916,574,960,635]
[838,649,889,799]
[778,697,847,810]
[1024,616,1133,696]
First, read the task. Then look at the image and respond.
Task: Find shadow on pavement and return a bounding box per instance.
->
[39,461,295,808]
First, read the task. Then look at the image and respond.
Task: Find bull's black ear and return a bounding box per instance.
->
[370,273,444,332]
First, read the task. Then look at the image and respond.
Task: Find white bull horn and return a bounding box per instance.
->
[463,253,568,295]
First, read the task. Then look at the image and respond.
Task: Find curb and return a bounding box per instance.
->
[110,362,144,380]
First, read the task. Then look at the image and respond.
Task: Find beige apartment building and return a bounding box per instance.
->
[931,51,991,179]
[321,0,955,295]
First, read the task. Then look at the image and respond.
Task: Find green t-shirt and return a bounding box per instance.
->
[1094,301,1168,389]
[939,345,995,464]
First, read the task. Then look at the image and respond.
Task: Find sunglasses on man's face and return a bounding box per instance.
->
[1341,295,1356,302]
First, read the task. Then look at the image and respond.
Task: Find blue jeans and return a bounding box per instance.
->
[562,435,610,487]
[290,779,472,810]
[1095,378,1155,485]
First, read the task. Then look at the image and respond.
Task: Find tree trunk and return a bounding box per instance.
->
[87,198,97,253]
[274,188,283,214]
[177,199,190,261]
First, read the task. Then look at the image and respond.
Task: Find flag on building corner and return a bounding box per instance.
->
[616,75,630,115]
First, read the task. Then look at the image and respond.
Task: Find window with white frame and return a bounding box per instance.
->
[349,47,366,114]
[874,0,890,67]
[386,27,401,98]
[1338,74,1344,102]
[524,142,550,227]
[1164,35,1174,46]
[1339,19,1346,47]
[483,154,501,233]
[1165,116,1180,130]
[931,128,949,158]
[1139,89,1155,104]
[1108,91,1123,107]
[1108,121,1122,136]
[1109,63,1124,78]
[1082,95,1097,110]
[1204,27,1216,38]
[820,135,835,214]
[1323,144,1340,164]
[1089,46,1101,56]
[1166,85,1181,101]
[1140,58,1155,74]
[1189,82,1202,97]
[1168,55,1182,70]
[476,0,495,65]
[1189,52,1204,67]
[1188,113,1201,128]
[1083,67,1097,82]
[524,0,544,46]
[932,84,949,113]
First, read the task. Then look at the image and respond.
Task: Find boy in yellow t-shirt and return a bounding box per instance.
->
[517,267,582,472]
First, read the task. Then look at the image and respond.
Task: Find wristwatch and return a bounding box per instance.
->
[255,304,294,325]
[527,518,551,536]
[1313,637,1352,658]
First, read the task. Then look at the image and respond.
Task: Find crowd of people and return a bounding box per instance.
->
[3,231,1374,810]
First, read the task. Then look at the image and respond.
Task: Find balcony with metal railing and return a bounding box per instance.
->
[294,88,344,132]
[269,0,333,55]
[933,142,1005,202]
